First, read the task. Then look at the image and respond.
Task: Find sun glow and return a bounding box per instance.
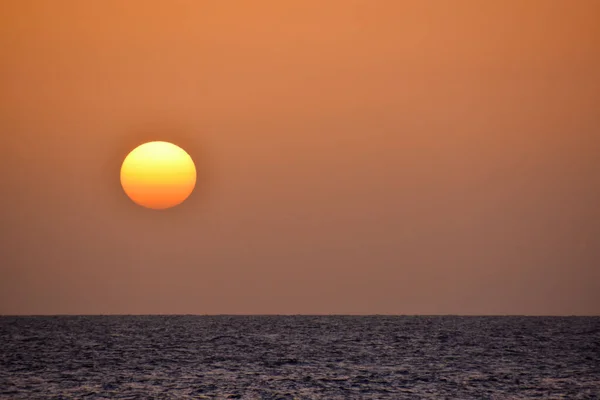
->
[120,141,196,210]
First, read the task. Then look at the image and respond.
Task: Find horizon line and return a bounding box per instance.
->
[1,313,598,317]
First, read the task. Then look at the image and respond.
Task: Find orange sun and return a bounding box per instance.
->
[120,141,196,210]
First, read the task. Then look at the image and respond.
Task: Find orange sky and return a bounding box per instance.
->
[1,0,599,315]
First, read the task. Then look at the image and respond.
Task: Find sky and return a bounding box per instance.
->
[1,1,599,315]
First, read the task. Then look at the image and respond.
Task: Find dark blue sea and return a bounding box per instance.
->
[1,316,599,399]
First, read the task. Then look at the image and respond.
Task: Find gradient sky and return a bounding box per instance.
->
[1,1,599,315]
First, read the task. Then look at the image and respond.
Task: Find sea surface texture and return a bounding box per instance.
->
[1,316,599,399]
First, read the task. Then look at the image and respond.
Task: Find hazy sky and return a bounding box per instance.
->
[1,1,599,315]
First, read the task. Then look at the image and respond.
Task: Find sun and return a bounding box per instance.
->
[120,141,196,210]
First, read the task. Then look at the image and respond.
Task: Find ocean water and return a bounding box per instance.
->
[0,316,598,399]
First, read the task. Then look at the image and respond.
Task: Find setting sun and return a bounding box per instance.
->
[120,141,196,210]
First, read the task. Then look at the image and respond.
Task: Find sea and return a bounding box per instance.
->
[1,316,599,399]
